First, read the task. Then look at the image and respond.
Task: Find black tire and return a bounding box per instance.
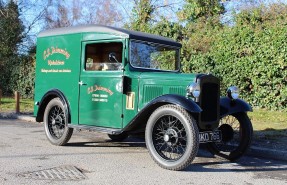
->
[108,132,128,141]
[207,112,253,161]
[145,104,199,171]
[44,98,73,146]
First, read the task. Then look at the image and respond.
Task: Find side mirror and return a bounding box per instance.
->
[109,52,119,63]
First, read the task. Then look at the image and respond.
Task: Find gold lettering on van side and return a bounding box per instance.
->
[87,85,113,96]
[41,69,71,73]
[48,60,64,66]
[43,47,70,60]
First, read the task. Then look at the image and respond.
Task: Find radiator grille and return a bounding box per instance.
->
[197,74,220,128]
[200,83,219,122]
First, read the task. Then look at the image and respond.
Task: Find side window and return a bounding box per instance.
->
[85,42,123,71]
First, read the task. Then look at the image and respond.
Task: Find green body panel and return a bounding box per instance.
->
[137,72,196,109]
[79,71,123,128]
[121,72,197,128]
[34,31,127,125]
[34,26,194,129]
[79,40,125,128]
[82,33,127,41]
[34,33,82,124]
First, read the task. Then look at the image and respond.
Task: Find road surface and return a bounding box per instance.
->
[0,119,286,185]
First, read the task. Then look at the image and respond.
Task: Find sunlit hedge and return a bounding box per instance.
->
[183,4,287,111]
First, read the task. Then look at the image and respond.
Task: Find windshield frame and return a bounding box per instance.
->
[129,39,181,72]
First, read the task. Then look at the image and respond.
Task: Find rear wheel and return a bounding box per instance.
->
[207,112,253,161]
[145,104,199,171]
[44,98,73,146]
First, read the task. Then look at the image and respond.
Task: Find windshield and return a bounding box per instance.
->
[130,40,180,71]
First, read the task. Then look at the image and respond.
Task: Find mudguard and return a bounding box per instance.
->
[148,94,202,113]
[220,97,252,118]
[123,94,202,132]
[36,89,70,122]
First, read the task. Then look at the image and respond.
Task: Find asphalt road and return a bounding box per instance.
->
[0,119,286,185]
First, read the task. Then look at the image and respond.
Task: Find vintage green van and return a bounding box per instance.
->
[34,25,253,170]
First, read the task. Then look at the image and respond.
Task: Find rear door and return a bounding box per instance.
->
[78,40,124,128]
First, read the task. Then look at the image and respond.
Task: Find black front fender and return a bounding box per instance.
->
[123,94,202,132]
[148,94,202,113]
[220,97,252,118]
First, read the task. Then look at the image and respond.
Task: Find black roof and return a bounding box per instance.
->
[38,24,181,47]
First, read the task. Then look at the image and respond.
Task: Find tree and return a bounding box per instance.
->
[44,0,123,29]
[178,0,225,24]
[0,0,24,57]
[128,0,154,31]
[0,0,25,95]
[177,0,226,73]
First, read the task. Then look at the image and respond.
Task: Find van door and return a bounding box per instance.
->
[79,40,124,128]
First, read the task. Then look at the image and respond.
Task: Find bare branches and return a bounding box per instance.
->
[43,0,123,29]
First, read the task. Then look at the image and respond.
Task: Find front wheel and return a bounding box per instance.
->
[207,112,253,161]
[44,98,73,146]
[145,104,199,171]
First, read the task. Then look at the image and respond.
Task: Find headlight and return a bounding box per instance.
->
[186,82,200,98]
[227,86,239,99]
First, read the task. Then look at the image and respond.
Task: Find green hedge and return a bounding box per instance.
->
[184,6,287,111]
[12,55,35,99]
[0,55,35,98]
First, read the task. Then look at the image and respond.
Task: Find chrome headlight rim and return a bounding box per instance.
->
[186,82,200,98]
[227,86,239,100]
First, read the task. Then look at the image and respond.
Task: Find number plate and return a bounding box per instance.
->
[199,130,222,143]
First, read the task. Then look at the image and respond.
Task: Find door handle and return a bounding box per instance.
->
[79,81,87,86]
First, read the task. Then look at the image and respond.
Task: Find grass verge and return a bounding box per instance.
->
[0,97,34,112]
[248,109,287,141]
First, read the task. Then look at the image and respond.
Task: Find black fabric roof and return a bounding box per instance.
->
[38,24,181,47]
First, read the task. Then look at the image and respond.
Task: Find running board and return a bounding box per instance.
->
[68,124,122,135]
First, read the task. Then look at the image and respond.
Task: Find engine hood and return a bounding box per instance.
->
[138,72,197,87]
[137,72,198,108]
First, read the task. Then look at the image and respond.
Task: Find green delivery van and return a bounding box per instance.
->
[34,25,253,170]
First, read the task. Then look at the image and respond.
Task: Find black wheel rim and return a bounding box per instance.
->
[152,115,187,161]
[215,115,241,153]
[47,105,66,139]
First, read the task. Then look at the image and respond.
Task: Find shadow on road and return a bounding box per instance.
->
[66,136,146,148]
[186,155,287,173]
[65,136,287,175]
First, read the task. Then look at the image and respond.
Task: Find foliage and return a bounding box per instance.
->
[0,1,25,95]
[177,0,225,23]
[184,4,287,111]
[11,55,35,98]
[1,0,287,111]
[127,0,154,31]
[0,1,24,57]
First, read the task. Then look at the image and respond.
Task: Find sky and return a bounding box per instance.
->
[3,0,287,50]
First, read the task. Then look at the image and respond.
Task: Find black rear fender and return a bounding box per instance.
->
[36,89,70,122]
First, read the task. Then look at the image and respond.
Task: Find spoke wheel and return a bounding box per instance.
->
[153,115,187,160]
[44,98,73,146]
[145,104,199,171]
[47,105,66,139]
[207,112,253,161]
